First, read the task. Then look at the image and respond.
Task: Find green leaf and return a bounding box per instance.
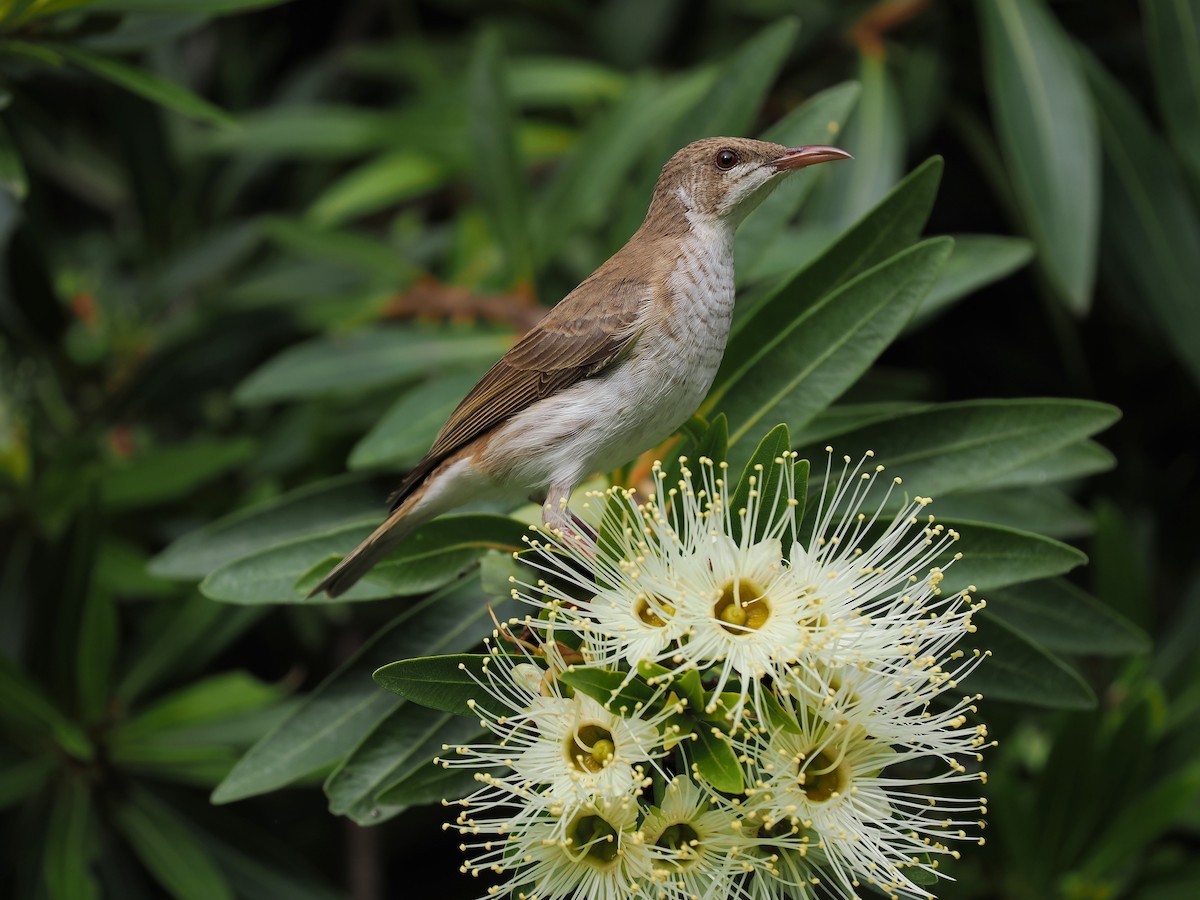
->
[1086,50,1200,388]
[938,519,1087,596]
[721,156,943,373]
[737,80,863,278]
[560,665,658,713]
[973,439,1115,490]
[100,437,256,512]
[930,486,1091,539]
[373,654,496,718]
[807,52,905,232]
[1144,0,1200,194]
[149,475,379,581]
[507,56,626,108]
[469,32,534,286]
[373,756,481,810]
[716,238,953,467]
[113,672,282,744]
[307,152,448,226]
[533,72,709,260]
[977,0,1100,313]
[666,18,798,149]
[0,656,93,760]
[233,325,510,406]
[794,399,1120,501]
[54,45,235,127]
[961,614,1096,709]
[212,578,504,803]
[43,779,99,900]
[324,705,483,824]
[348,372,484,471]
[987,578,1149,657]
[117,596,266,704]
[201,513,526,604]
[910,234,1034,327]
[689,725,744,793]
[113,788,234,900]
[726,425,805,547]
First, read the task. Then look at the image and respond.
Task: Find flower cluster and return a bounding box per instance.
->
[439,448,991,900]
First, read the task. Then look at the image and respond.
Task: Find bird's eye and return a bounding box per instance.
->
[715,148,739,170]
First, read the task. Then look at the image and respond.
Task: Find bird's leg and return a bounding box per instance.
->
[540,483,597,550]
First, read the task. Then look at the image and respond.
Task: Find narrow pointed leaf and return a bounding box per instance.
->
[373,654,496,718]
[722,156,943,365]
[148,475,380,581]
[962,614,1096,709]
[717,238,953,466]
[55,45,235,127]
[469,32,534,285]
[794,399,1120,500]
[938,519,1087,595]
[689,726,744,793]
[978,0,1100,312]
[1087,51,1200,387]
[910,234,1034,327]
[43,780,99,900]
[1144,0,1200,193]
[200,514,526,604]
[234,326,511,406]
[987,578,1149,657]
[114,788,234,900]
[212,578,503,803]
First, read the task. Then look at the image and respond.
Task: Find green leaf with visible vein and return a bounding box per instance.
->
[962,614,1096,709]
[325,705,484,824]
[937,520,1087,596]
[212,578,506,803]
[977,0,1100,313]
[373,654,496,718]
[1144,0,1200,194]
[560,666,658,713]
[1086,51,1200,388]
[973,439,1115,490]
[716,238,953,468]
[931,487,1090,539]
[234,325,510,405]
[737,80,862,277]
[794,399,1120,501]
[43,780,99,900]
[201,513,527,603]
[807,52,905,232]
[689,725,744,793]
[54,45,234,127]
[114,788,234,900]
[149,475,380,580]
[987,578,1149,657]
[723,155,942,354]
[727,425,807,547]
[348,372,486,471]
[469,32,534,286]
[910,234,1034,327]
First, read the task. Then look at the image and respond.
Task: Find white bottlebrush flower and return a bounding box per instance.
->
[454,795,654,900]
[509,448,980,732]
[740,696,987,900]
[640,776,765,899]
[439,639,676,820]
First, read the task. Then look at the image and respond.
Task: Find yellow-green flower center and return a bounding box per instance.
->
[798,748,848,803]
[655,822,701,868]
[635,594,675,627]
[568,724,616,773]
[568,813,620,864]
[714,579,770,633]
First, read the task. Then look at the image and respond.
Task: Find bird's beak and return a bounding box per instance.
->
[769,145,854,171]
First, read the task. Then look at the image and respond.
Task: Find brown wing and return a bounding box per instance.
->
[386,276,649,510]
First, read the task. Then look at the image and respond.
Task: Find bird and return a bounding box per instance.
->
[310,136,851,598]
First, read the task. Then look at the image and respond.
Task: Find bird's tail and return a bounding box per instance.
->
[307,504,419,599]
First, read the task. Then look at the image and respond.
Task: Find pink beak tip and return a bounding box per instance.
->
[771,145,854,170]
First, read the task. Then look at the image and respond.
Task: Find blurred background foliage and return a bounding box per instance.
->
[1,0,1198,897]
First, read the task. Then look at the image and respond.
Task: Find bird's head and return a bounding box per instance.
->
[648,136,851,231]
